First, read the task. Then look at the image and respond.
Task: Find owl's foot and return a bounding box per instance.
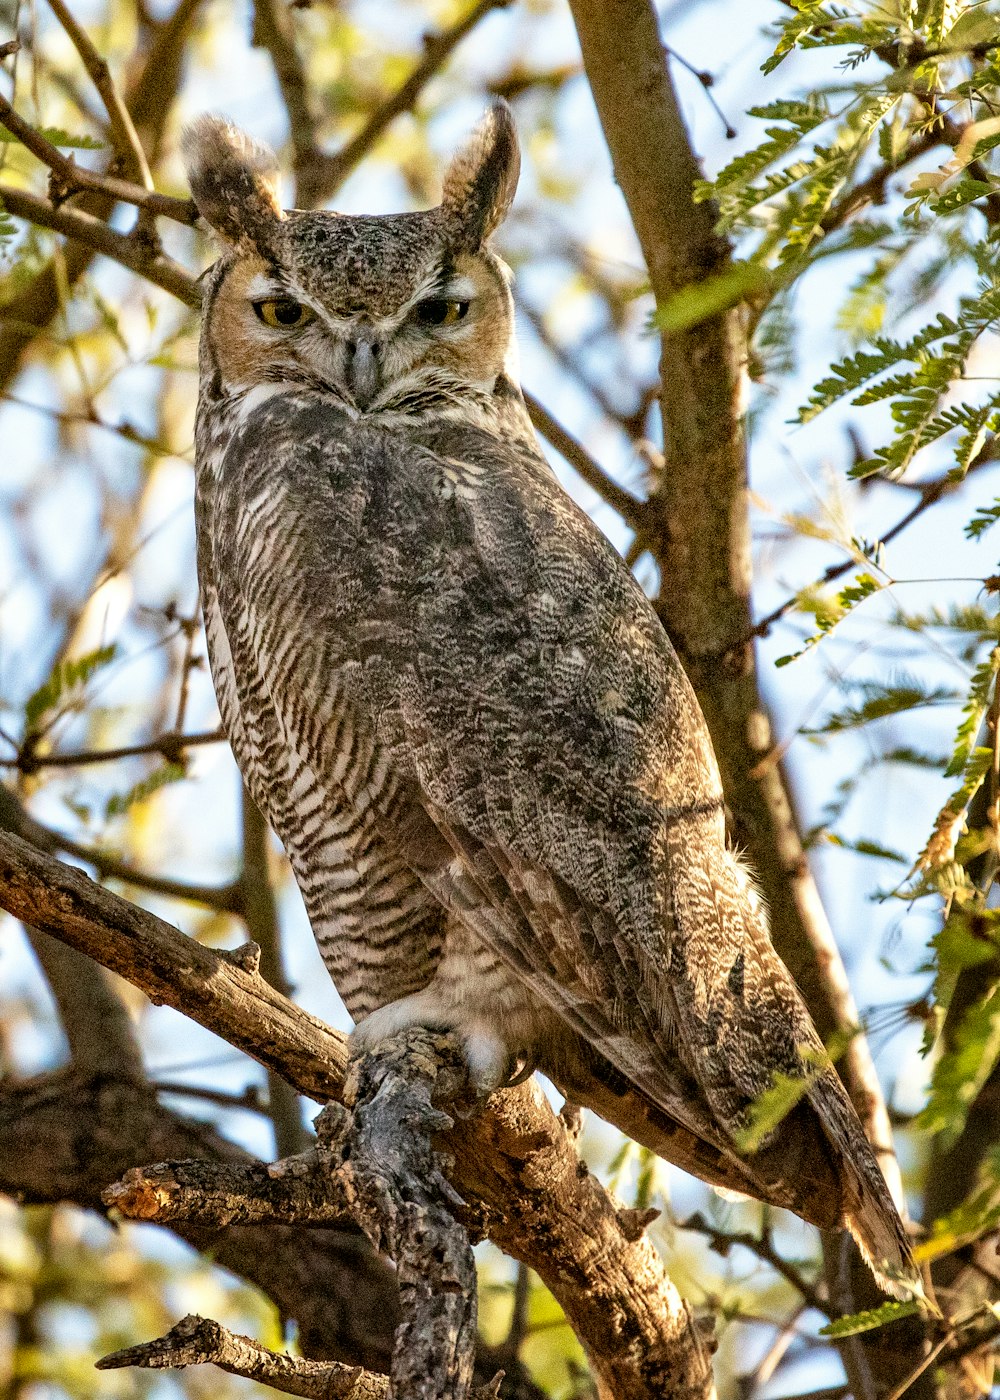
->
[351,992,531,1098]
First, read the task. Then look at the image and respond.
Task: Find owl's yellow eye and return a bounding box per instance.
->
[414,298,470,327]
[253,298,315,329]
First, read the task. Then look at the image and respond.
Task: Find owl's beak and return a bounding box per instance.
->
[345,333,379,409]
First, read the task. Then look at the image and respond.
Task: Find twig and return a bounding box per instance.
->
[313,0,514,204]
[46,0,153,192]
[0,92,197,223]
[523,388,647,533]
[0,183,198,304]
[680,1211,829,1317]
[97,1313,505,1400]
[2,727,223,772]
[153,1079,269,1114]
[0,783,240,911]
[251,0,324,209]
[750,444,1000,642]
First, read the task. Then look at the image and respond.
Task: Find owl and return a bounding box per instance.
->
[183,104,916,1295]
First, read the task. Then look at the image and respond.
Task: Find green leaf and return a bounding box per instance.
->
[24,645,117,733]
[929,178,995,216]
[820,1300,921,1337]
[966,498,1000,540]
[652,262,775,332]
[105,762,185,819]
[804,681,958,734]
[946,650,1000,778]
[776,572,883,665]
[0,126,103,149]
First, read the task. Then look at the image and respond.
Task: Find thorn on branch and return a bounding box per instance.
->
[226,940,262,974]
[617,1205,661,1242]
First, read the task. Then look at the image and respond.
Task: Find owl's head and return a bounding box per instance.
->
[183,105,520,413]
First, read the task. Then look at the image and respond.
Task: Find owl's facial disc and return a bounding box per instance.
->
[187,102,520,410]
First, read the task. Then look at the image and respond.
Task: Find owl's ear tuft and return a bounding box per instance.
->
[441,102,520,249]
[182,116,283,250]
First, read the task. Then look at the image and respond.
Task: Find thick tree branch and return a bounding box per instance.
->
[564,4,921,1394]
[0,830,715,1400]
[566,0,900,1218]
[0,1068,399,1369]
[111,1034,482,1400]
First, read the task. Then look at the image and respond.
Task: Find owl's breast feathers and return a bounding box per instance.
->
[201,388,916,1294]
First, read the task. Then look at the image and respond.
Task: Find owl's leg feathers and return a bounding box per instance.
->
[351,988,531,1096]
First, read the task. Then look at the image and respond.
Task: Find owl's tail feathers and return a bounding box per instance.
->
[549,1038,921,1300]
[805,1066,922,1300]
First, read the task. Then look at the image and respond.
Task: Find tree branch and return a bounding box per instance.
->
[112,1033,482,1400]
[0,829,715,1400]
[0,1068,400,1370]
[46,0,154,192]
[309,0,514,206]
[0,784,242,912]
[0,92,197,223]
[564,3,917,1393]
[0,183,198,304]
[96,1313,504,1400]
[522,388,647,534]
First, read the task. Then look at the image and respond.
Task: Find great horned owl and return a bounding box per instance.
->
[183,105,915,1294]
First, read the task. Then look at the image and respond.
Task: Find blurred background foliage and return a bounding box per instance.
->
[7,0,1000,1394]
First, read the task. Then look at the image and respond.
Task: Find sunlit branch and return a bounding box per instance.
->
[0,829,716,1400]
[96,1312,504,1400]
[522,388,647,534]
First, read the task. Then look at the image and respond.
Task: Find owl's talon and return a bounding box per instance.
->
[502,1052,535,1088]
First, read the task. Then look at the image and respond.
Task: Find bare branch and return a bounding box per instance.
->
[523,389,647,534]
[108,1034,481,1399]
[311,0,515,206]
[0,784,242,912]
[97,1313,505,1400]
[2,727,224,772]
[0,1068,400,1369]
[251,0,325,209]
[0,183,198,304]
[46,0,154,192]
